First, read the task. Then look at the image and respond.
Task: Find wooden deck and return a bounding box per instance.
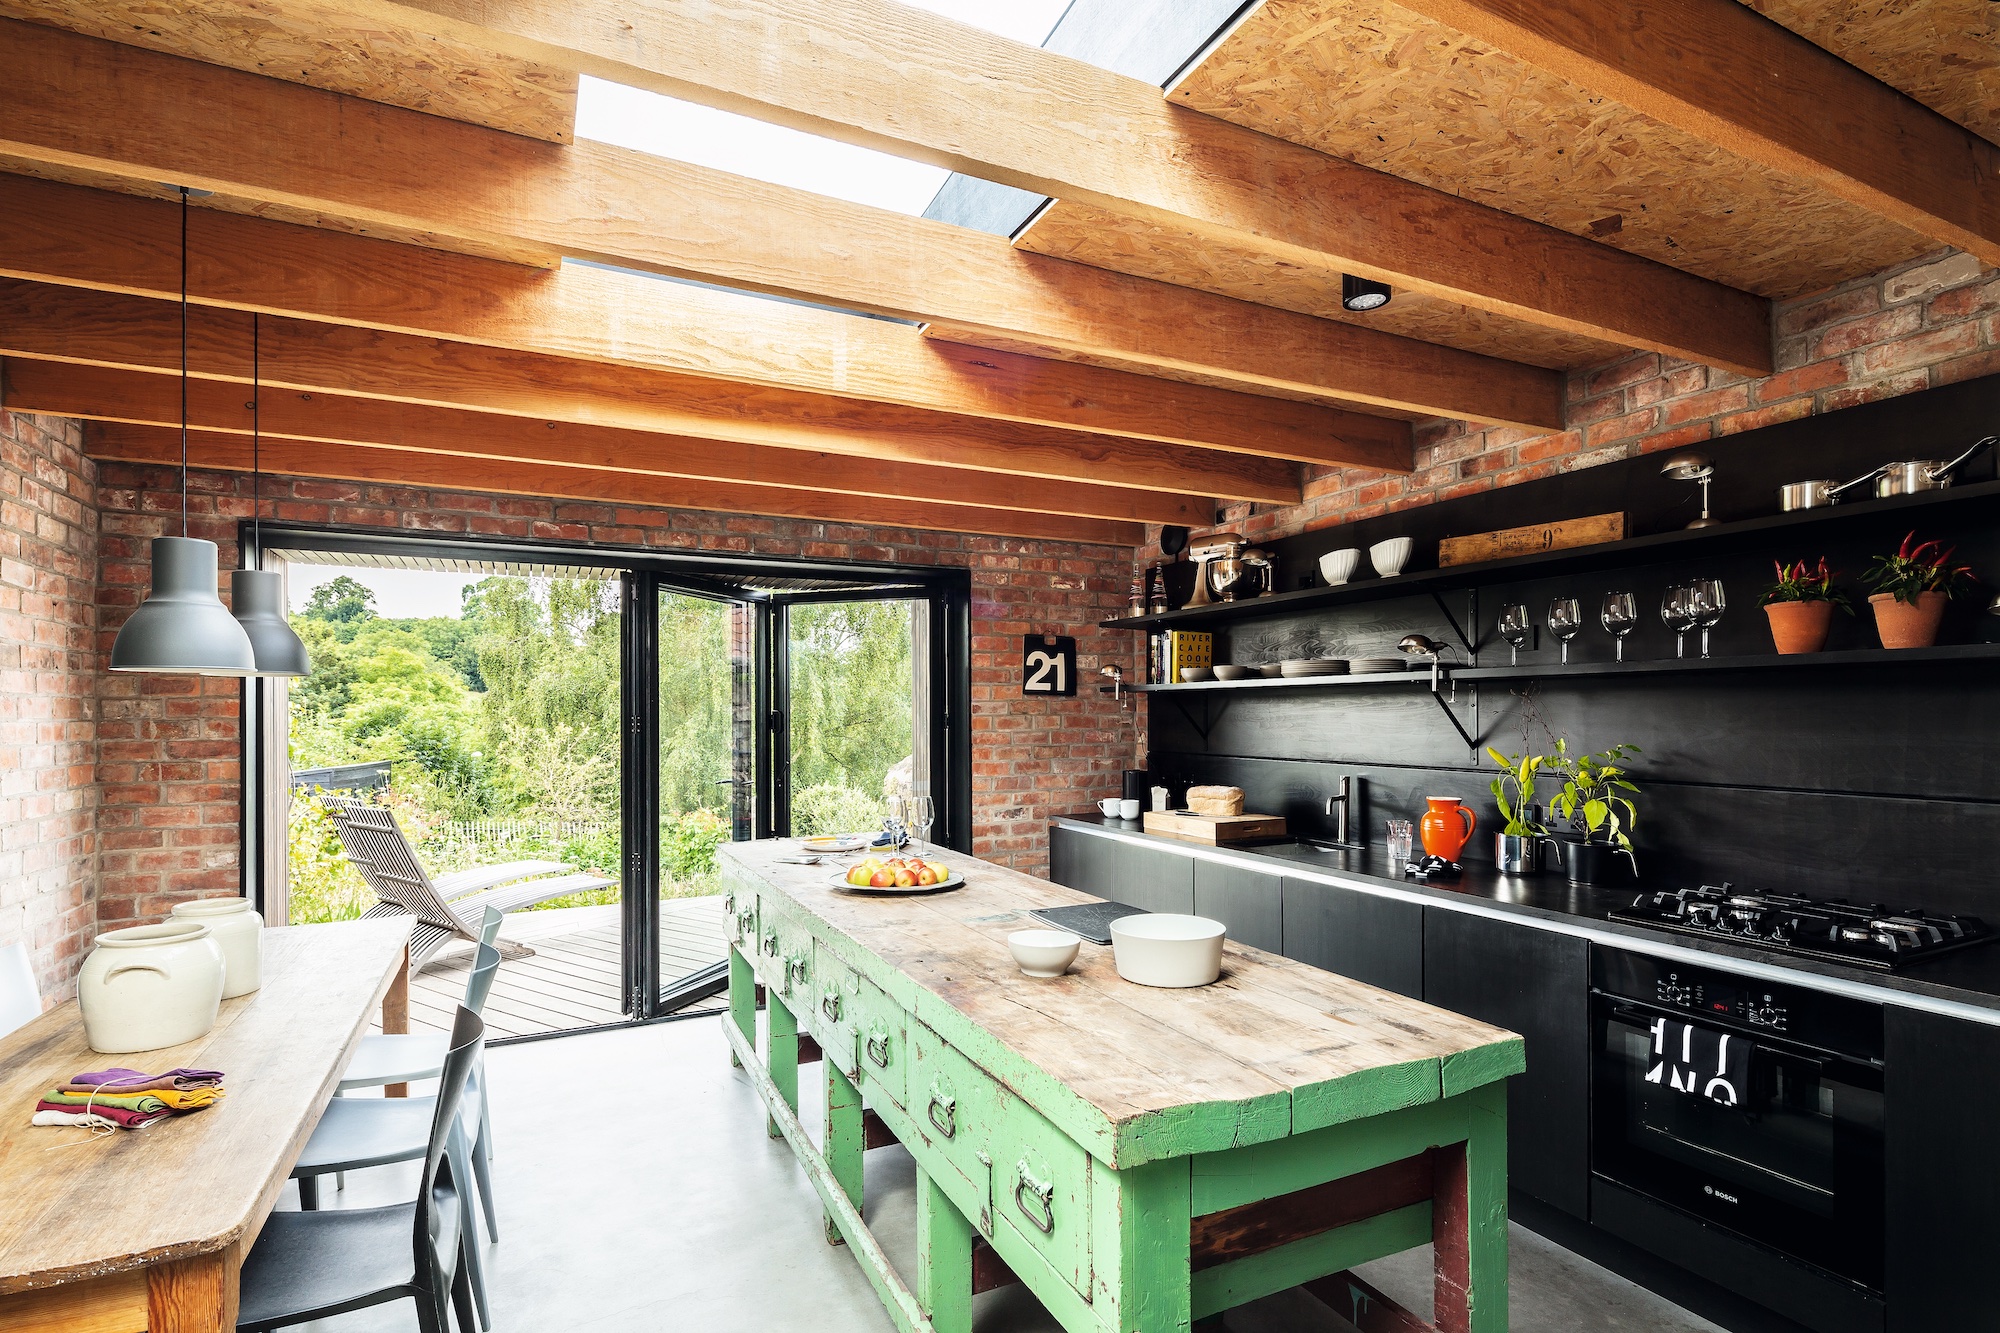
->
[400,894,728,1039]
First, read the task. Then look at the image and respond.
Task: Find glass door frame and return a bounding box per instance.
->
[243,521,971,1026]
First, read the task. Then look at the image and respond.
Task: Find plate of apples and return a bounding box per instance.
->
[831,855,962,895]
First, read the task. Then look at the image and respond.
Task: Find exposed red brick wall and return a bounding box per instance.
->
[90,465,1144,907]
[0,410,99,1004]
[1209,250,2000,544]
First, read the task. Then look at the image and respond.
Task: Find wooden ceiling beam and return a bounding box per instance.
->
[0,279,1298,503]
[3,358,1205,527]
[0,175,1407,469]
[375,0,1772,374]
[82,422,1143,547]
[1393,0,2000,267]
[0,22,1563,429]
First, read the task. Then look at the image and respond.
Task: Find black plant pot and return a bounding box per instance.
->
[1554,838,1635,887]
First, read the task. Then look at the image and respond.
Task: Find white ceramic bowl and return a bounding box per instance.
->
[1008,929,1081,978]
[1369,537,1414,577]
[1212,665,1254,681]
[1318,547,1362,585]
[1178,666,1214,682]
[1109,914,1226,988]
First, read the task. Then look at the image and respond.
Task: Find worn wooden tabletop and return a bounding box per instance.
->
[0,918,411,1295]
[726,842,1522,1154]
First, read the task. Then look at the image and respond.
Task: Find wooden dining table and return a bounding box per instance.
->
[0,918,413,1333]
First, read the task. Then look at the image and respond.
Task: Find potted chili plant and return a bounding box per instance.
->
[1759,557,1850,654]
[1546,738,1640,886]
[1865,531,1973,649]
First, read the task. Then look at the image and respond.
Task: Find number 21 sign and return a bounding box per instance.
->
[1021,635,1077,697]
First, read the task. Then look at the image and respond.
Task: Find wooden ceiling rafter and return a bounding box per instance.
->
[83,422,1145,547]
[0,19,1565,430]
[350,0,1772,374]
[0,279,1302,503]
[1394,0,2000,266]
[0,358,1209,527]
[0,175,1411,469]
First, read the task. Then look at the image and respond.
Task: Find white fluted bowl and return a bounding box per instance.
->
[1370,537,1414,577]
[1318,548,1362,585]
[1110,914,1226,988]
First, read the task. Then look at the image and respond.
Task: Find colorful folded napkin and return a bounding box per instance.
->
[30,1067,225,1130]
[61,1067,223,1092]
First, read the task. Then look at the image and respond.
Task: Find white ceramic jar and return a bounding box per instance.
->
[170,896,264,997]
[76,921,226,1054]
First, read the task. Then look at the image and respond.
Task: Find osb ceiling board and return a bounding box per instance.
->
[1737,0,2000,148]
[1166,0,1942,300]
[1016,197,1623,370]
[0,0,577,142]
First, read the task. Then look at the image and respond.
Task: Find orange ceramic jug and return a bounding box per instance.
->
[1419,797,1477,861]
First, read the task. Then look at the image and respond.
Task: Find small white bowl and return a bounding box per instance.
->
[1369,537,1414,577]
[1212,665,1254,681]
[1109,914,1226,988]
[1178,666,1214,682]
[1009,929,1081,978]
[1318,547,1362,585]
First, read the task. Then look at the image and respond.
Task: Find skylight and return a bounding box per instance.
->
[575,0,1070,216]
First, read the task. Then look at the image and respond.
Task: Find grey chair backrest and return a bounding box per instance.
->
[464,909,503,1017]
[416,1005,486,1288]
[0,941,41,1039]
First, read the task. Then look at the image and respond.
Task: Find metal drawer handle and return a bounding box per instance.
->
[927,1091,957,1139]
[736,910,755,939]
[723,892,735,915]
[1014,1161,1055,1235]
[787,956,810,987]
[761,930,778,957]
[821,991,843,1023]
[865,1030,891,1068]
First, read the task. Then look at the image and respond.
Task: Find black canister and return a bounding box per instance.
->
[1121,769,1147,802]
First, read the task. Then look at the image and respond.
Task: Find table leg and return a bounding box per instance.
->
[146,1245,240,1333]
[916,1167,974,1333]
[1434,1084,1509,1332]
[384,941,410,1099]
[767,993,799,1140]
[728,945,755,1069]
[824,1060,864,1245]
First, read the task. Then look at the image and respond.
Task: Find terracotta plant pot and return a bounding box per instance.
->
[1870,590,1947,650]
[1763,599,1835,654]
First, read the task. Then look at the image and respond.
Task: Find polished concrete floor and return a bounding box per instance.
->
[288,1017,1729,1332]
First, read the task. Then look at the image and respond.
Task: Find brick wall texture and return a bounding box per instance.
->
[2,246,1996,995]
[0,410,99,1004]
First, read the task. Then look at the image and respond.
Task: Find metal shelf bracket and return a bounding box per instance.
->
[1428,667,1481,752]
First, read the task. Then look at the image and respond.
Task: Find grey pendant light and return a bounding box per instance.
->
[229,313,312,677]
[109,188,258,676]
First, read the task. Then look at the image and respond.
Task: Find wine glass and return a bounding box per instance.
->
[1690,578,1726,659]
[1547,597,1582,665]
[1661,584,1697,659]
[1601,591,1637,662]
[902,793,935,855]
[1497,603,1531,665]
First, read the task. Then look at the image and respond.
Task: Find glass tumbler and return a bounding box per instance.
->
[1386,819,1414,866]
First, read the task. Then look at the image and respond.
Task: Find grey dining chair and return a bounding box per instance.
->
[236,1005,485,1333]
[0,941,40,1038]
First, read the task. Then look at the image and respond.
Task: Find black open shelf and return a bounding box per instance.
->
[1103,478,2000,632]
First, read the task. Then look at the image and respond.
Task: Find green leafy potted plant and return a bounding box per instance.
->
[1865,531,1973,649]
[1485,747,1546,874]
[1546,738,1640,886]
[1759,557,1850,654]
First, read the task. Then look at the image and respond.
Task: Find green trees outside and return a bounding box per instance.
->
[287,576,918,922]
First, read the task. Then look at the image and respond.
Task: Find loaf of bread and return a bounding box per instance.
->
[1185,785,1244,816]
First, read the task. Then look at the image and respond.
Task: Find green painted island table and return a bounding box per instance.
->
[720,841,1524,1333]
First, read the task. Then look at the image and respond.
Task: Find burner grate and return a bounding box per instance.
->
[1609,882,1994,970]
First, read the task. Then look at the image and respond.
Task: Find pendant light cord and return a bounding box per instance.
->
[179,186,189,538]
[252,312,261,552]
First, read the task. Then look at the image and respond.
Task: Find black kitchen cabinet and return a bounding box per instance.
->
[1194,861,1283,953]
[1048,825,1107,895]
[1884,1007,2000,1330]
[1280,877,1423,998]
[1423,912,1590,1219]
[1113,841,1196,914]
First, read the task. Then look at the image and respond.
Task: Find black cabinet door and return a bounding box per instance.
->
[1048,825,1085,890]
[1113,842,1195,914]
[1194,861,1284,953]
[1884,1007,2000,1330]
[1281,877,1423,999]
[1423,911,1589,1219]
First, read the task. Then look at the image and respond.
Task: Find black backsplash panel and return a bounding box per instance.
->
[1148,376,2000,917]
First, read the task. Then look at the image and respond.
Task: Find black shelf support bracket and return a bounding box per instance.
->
[1167,692,1229,745]
[1428,666,1482,752]
[1430,590,1477,659]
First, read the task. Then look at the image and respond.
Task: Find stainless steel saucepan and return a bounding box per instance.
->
[1779,434,1996,511]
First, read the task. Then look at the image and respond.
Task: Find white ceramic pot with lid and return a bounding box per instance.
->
[170,896,264,997]
[76,921,227,1053]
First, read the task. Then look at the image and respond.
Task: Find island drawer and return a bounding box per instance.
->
[908,1021,1091,1295]
[755,895,813,1006]
[851,978,907,1109]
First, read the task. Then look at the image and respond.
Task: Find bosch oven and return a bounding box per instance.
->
[1591,947,1885,1298]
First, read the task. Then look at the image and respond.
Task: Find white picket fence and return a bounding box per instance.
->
[435,818,614,857]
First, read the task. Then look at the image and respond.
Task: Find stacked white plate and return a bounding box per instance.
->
[1351,657,1406,673]
[1279,658,1349,677]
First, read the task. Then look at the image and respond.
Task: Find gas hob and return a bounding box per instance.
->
[1610,882,1994,970]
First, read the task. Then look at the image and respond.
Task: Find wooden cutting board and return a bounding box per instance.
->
[1143,810,1287,844]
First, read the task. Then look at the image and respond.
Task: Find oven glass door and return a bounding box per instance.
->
[1593,996,1884,1288]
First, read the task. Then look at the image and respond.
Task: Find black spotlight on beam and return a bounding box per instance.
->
[1342,274,1392,312]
